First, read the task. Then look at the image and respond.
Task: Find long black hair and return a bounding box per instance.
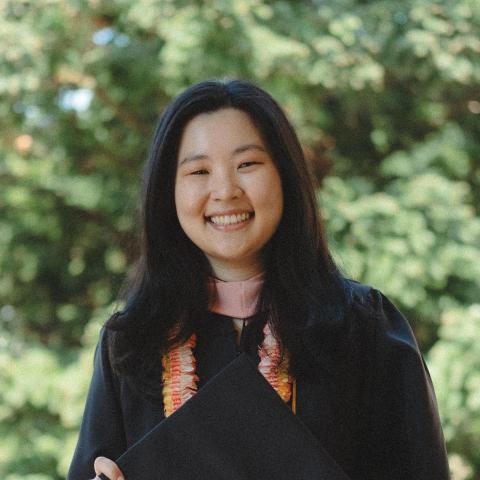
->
[106,79,350,396]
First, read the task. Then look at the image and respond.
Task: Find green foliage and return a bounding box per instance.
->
[0,308,112,479]
[0,0,478,478]
[321,123,480,346]
[429,305,480,478]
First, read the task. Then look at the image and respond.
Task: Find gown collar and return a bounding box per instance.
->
[208,272,265,319]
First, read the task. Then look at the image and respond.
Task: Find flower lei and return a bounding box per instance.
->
[161,322,293,417]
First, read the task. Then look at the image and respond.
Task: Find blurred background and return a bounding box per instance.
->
[0,0,479,478]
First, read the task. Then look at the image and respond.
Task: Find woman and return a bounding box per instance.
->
[67,79,450,480]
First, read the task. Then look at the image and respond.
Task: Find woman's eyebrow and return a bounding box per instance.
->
[231,143,267,157]
[179,153,209,166]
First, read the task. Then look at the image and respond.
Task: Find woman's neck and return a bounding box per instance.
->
[208,260,264,282]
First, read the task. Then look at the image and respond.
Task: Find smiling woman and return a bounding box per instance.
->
[67,79,450,480]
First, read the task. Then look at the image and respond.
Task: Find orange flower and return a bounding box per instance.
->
[162,323,294,417]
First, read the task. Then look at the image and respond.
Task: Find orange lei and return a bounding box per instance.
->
[161,322,293,417]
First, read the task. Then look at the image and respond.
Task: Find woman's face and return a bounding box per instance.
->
[174,108,283,280]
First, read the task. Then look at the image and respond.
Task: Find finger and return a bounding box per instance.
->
[93,456,125,480]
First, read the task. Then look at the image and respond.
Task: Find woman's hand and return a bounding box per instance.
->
[91,456,125,480]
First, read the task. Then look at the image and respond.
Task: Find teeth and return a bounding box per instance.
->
[209,212,252,226]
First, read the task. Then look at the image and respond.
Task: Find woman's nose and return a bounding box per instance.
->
[210,170,243,200]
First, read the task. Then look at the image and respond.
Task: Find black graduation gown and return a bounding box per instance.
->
[67,280,450,480]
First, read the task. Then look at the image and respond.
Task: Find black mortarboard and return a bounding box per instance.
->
[102,353,349,480]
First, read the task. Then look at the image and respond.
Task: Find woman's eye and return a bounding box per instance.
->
[238,161,259,169]
[190,169,209,175]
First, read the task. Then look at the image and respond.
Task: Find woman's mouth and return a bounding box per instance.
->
[206,211,254,226]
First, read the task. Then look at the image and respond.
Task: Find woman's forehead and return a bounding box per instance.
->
[177,108,267,162]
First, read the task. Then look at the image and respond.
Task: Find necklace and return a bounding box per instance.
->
[161,320,293,417]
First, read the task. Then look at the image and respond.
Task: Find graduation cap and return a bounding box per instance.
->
[102,353,349,480]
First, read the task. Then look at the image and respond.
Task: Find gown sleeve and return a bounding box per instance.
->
[359,289,450,480]
[67,328,127,480]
